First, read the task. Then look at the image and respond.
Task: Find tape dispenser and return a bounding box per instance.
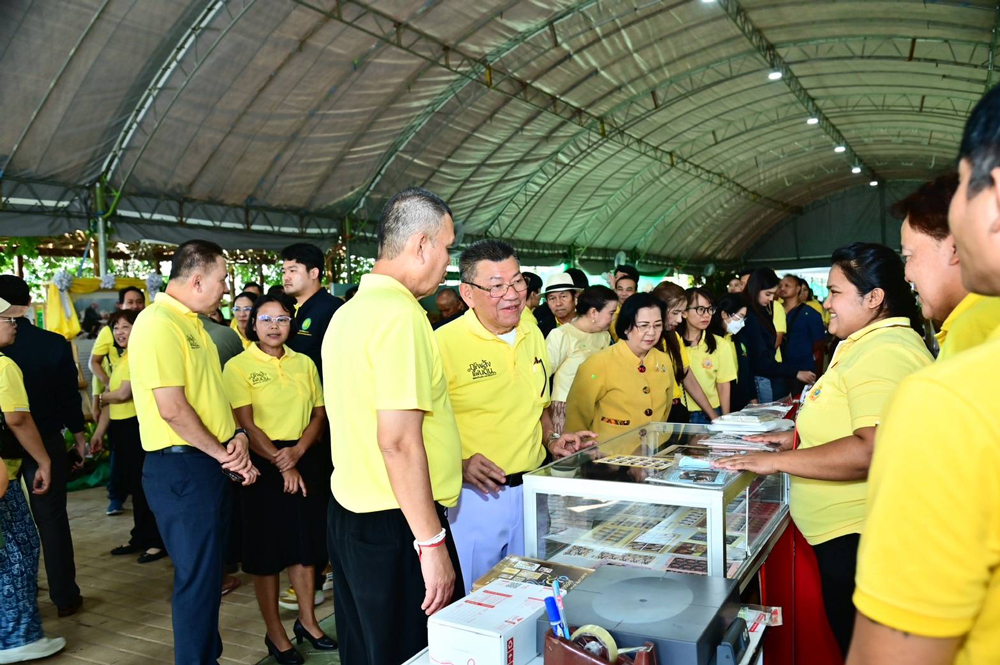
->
[544,624,657,665]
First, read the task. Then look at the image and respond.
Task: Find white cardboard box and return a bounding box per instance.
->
[428,579,554,665]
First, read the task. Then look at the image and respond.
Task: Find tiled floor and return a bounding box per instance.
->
[35,486,338,664]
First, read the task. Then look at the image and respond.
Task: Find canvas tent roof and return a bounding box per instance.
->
[1,0,996,267]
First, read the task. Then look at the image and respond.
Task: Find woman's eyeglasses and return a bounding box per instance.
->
[687,306,716,316]
[257,315,292,326]
[232,306,254,313]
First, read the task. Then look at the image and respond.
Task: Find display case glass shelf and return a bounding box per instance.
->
[524,422,788,579]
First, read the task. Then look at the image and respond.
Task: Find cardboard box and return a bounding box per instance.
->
[472,555,594,592]
[428,579,552,665]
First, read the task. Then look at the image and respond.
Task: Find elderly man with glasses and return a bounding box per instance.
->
[435,239,596,593]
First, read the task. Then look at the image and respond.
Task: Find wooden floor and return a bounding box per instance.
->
[35,485,336,664]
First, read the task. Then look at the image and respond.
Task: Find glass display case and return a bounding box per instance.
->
[524,422,789,581]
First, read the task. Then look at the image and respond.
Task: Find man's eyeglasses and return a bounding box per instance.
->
[687,306,716,316]
[463,278,528,299]
[232,306,253,313]
[0,317,16,325]
[257,315,292,326]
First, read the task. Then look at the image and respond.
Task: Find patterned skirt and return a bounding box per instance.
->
[0,483,43,649]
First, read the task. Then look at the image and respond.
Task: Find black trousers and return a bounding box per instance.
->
[327,495,464,665]
[20,430,80,609]
[144,449,233,665]
[812,533,861,659]
[110,418,162,550]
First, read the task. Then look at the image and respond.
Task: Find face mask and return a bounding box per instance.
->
[726,319,746,335]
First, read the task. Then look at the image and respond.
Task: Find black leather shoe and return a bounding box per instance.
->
[293,619,338,650]
[110,544,140,556]
[137,548,168,564]
[57,596,83,618]
[265,636,304,665]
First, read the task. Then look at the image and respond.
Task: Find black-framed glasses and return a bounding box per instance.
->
[687,306,716,316]
[463,277,528,299]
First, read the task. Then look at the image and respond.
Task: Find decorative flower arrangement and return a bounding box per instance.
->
[100,273,116,290]
[53,270,74,292]
[146,273,164,299]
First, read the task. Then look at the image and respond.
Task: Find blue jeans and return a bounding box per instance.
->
[754,376,789,403]
[0,484,44,650]
[144,450,233,665]
[689,407,721,425]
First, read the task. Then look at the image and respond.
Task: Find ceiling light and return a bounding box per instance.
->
[806,117,819,125]
[870,180,879,187]
[701,0,714,3]
[834,146,846,153]
[768,70,783,81]
[852,166,862,174]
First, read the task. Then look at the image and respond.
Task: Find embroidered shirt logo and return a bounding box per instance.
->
[248,371,271,386]
[468,359,497,380]
[809,388,822,401]
[301,318,312,331]
[185,334,200,350]
[702,357,713,370]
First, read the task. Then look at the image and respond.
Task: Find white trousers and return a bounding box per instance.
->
[448,483,525,594]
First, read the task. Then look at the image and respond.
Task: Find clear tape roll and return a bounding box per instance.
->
[570,624,618,662]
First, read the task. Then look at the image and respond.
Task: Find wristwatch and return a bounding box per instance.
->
[228,428,247,442]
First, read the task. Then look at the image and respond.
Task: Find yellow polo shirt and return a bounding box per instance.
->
[855,329,1000,665]
[223,344,323,441]
[323,273,462,512]
[107,351,137,420]
[792,317,932,545]
[683,333,738,410]
[565,340,675,442]
[91,324,120,395]
[935,292,1000,361]
[437,308,551,475]
[522,308,537,326]
[0,354,30,480]
[129,292,236,451]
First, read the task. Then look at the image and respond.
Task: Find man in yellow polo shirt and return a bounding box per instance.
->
[322,188,464,665]
[129,240,258,665]
[436,239,596,593]
[894,172,1000,362]
[848,86,1000,665]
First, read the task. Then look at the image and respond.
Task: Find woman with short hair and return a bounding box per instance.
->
[564,294,676,441]
[222,293,334,664]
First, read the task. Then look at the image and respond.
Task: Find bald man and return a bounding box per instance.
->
[433,287,466,329]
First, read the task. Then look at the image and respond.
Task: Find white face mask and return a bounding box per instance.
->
[726,319,746,335]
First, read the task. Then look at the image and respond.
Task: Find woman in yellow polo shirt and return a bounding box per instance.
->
[0,296,65,660]
[91,309,165,563]
[230,290,257,349]
[222,293,333,664]
[679,287,738,423]
[652,281,718,423]
[715,243,932,657]
[565,293,675,441]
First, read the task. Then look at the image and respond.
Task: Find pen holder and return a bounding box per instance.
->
[542,632,657,665]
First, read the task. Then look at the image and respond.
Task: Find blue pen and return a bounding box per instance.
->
[543,597,564,637]
[552,580,571,639]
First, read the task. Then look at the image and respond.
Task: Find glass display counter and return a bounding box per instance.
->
[523,422,788,581]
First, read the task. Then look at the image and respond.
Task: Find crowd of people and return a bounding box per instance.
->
[0,84,997,665]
